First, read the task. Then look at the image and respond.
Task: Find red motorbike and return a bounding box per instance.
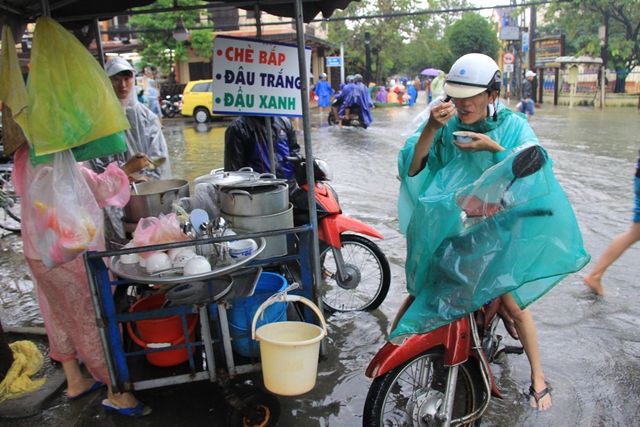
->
[286,154,390,312]
[363,146,550,426]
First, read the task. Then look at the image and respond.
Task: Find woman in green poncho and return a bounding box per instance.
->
[391,54,589,411]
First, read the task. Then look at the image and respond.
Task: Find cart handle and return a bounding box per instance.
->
[251,294,327,341]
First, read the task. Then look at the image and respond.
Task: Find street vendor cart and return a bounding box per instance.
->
[84,225,317,425]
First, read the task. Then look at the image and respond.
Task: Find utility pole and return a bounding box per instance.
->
[364,31,372,85]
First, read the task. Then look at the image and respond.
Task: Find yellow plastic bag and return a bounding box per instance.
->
[0,341,47,404]
[27,17,129,157]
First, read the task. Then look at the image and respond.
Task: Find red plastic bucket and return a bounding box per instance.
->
[126,293,198,367]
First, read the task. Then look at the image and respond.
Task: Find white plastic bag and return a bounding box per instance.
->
[29,149,103,267]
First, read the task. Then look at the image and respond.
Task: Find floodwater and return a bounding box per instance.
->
[2,96,640,426]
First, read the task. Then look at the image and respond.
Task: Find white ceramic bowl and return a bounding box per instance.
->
[183,256,212,276]
[168,246,196,261]
[172,249,197,268]
[453,131,474,144]
[146,252,172,274]
[120,242,139,264]
[228,239,255,259]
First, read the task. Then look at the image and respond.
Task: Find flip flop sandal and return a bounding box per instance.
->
[529,384,550,407]
[66,381,105,401]
[102,399,152,417]
[498,314,520,340]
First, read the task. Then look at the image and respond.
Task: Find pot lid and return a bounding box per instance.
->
[219,177,288,190]
[194,170,261,186]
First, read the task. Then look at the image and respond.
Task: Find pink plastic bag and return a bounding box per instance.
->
[29,150,103,268]
[132,213,190,257]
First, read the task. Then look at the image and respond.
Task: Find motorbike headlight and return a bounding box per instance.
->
[315,159,333,181]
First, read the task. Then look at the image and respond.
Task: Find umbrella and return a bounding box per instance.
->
[421,68,440,77]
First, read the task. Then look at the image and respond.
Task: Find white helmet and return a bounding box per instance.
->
[444,53,501,98]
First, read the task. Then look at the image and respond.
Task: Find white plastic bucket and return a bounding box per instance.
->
[251,295,327,396]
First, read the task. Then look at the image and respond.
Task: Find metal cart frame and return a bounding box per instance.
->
[84,225,316,394]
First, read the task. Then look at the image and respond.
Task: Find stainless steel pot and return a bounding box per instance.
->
[219,183,289,216]
[123,179,190,222]
[193,168,261,187]
[221,204,293,260]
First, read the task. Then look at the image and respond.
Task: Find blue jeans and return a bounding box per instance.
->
[520,99,534,116]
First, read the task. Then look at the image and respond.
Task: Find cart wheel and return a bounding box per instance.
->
[226,386,280,427]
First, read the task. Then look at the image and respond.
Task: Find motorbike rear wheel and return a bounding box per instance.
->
[319,234,390,312]
[363,348,483,427]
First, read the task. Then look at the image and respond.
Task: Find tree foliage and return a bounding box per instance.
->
[445,12,500,63]
[544,0,640,71]
[128,0,213,75]
[326,0,476,83]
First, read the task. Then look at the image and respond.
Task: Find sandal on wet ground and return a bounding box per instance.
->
[102,399,152,417]
[529,384,550,406]
[66,381,105,401]
[498,313,520,340]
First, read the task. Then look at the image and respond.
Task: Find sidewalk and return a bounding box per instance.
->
[0,332,66,421]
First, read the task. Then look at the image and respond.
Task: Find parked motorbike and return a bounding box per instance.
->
[286,154,390,312]
[328,99,367,129]
[171,94,183,115]
[363,146,550,426]
[161,95,177,118]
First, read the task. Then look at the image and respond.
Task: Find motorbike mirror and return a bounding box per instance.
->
[511,145,546,179]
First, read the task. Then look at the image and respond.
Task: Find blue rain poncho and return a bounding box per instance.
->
[391,103,590,343]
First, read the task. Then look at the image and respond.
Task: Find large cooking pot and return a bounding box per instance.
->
[219,183,289,216]
[222,204,293,260]
[124,179,189,222]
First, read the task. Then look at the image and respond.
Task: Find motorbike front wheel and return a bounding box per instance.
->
[328,112,336,126]
[163,105,176,118]
[363,349,483,427]
[319,234,390,312]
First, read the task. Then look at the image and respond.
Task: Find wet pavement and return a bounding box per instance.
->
[2,97,640,426]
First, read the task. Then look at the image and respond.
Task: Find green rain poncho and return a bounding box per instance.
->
[391,103,590,343]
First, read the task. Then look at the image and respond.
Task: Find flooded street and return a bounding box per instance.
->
[2,95,640,426]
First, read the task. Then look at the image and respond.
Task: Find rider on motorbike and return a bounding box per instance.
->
[392,53,589,411]
[341,74,373,128]
[331,75,354,127]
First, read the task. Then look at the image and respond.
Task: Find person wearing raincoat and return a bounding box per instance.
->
[341,74,373,128]
[314,72,333,115]
[87,57,171,246]
[392,53,589,411]
[406,82,417,106]
[430,70,446,99]
[224,115,300,188]
[375,86,388,103]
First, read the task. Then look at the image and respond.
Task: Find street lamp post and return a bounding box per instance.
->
[364,31,371,85]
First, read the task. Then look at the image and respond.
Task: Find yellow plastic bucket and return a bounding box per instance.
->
[251,295,327,396]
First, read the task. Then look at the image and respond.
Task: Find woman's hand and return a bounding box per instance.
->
[454,132,504,154]
[121,153,150,177]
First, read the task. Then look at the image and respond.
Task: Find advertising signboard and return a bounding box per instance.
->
[533,36,564,68]
[212,35,312,117]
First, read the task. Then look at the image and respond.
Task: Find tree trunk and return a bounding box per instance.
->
[0,319,14,380]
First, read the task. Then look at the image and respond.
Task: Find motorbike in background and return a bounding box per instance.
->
[161,95,179,118]
[327,99,367,129]
[286,154,390,312]
[363,146,550,426]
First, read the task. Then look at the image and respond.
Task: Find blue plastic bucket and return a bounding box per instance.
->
[227,272,288,357]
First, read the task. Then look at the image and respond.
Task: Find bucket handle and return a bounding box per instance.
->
[251,292,327,341]
[126,314,198,349]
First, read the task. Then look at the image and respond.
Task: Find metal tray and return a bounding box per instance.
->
[109,237,265,285]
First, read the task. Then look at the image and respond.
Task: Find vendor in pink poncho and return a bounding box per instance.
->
[11,144,153,417]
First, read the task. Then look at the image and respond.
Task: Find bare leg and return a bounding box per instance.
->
[390,295,415,333]
[584,222,640,294]
[501,293,552,411]
[62,359,100,398]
